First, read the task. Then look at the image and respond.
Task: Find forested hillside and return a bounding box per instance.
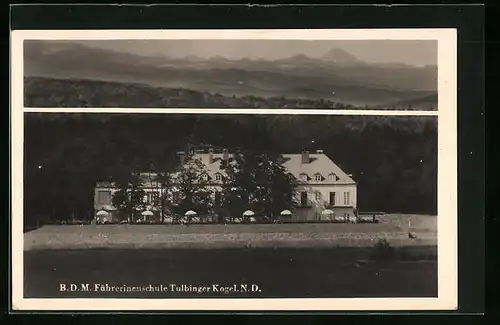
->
[24,77,435,110]
[24,113,437,226]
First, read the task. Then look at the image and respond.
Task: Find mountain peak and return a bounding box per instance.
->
[320,48,359,63]
[284,54,314,62]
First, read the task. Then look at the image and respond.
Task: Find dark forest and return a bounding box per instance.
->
[23,113,437,227]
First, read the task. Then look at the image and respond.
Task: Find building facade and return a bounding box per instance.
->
[94,149,357,223]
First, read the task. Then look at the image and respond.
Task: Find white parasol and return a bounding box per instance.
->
[96,210,109,216]
[280,210,292,216]
[243,210,255,217]
[142,210,154,216]
[321,209,335,216]
[185,210,197,216]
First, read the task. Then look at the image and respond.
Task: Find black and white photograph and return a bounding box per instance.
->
[24,39,437,110]
[11,28,458,311]
[23,113,438,299]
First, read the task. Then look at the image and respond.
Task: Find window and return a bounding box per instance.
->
[344,192,350,205]
[201,174,209,181]
[329,192,336,206]
[328,173,338,182]
[314,174,323,182]
[215,192,222,206]
[315,192,321,201]
[300,174,308,181]
[215,173,223,181]
[97,190,111,204]
[150,192,159,204]
[300,192,308,206]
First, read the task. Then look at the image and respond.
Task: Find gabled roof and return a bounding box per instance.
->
[281,153,355,184]
[95,152,355,187]
[190,153,235,179]
[190,152,355,185]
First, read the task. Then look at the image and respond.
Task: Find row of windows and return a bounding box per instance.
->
[300,173,339,182]
[101,173,337,185]
[97,191,161,205]
[203,173,339,183]
[97,190,221,205]
[201,173,223,182]
[98,190,351,206]
[301,191,350,206]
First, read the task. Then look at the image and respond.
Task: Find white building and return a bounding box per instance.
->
[282,150,357,221]
[94,149,357,222]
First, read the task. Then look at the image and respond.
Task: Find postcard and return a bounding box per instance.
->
[11,28,457,311]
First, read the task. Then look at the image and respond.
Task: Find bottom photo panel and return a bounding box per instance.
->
[22,112,438,299]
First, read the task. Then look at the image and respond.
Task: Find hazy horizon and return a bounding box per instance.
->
[65,39,437,67]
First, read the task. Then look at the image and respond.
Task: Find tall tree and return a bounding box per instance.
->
[221,150,297,222]
[111,172,146,223]
[145,165,174,223]
[167,153,214,224]
[220,152,252,222]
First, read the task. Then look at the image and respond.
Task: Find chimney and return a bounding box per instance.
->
[222,149,229,162]
[208,148,214,164]
[177,151,186,166]
[316,149,324,154]
[301,150,310,164]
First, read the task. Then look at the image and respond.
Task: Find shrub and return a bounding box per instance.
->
[370,238,396,260]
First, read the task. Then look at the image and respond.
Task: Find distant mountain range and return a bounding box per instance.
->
[24,41,437,108]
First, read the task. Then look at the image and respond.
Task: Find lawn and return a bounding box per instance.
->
[24,214,437,251]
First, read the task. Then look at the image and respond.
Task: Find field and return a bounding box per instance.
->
[22,214,437,298]
[24,214,437,251]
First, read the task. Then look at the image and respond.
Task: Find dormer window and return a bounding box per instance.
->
[201,174,209,182]
[314,174,323,182]
[328,173,339,182]
[299,173,308,181]
[215,173,223,181]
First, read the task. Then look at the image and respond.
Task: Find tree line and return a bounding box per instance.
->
[23,113,437,228]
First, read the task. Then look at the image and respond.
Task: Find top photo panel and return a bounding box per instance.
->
[23,38,438,110]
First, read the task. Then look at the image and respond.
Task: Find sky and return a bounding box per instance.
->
[73,40,437,67]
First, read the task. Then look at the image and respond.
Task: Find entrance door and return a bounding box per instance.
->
[329,192,336,206]
[300,192,308,206]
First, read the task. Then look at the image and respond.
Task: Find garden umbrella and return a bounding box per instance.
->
[96,210,108,216]
[280,210,292,216]
[321,209,334,216]
[142,210,154,216]
[243,210,255,217]
[185,210,197,216]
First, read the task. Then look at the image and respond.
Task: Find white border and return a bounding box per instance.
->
[10,29,457,311]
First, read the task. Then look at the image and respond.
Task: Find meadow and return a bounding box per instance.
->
[23,214,437,251]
